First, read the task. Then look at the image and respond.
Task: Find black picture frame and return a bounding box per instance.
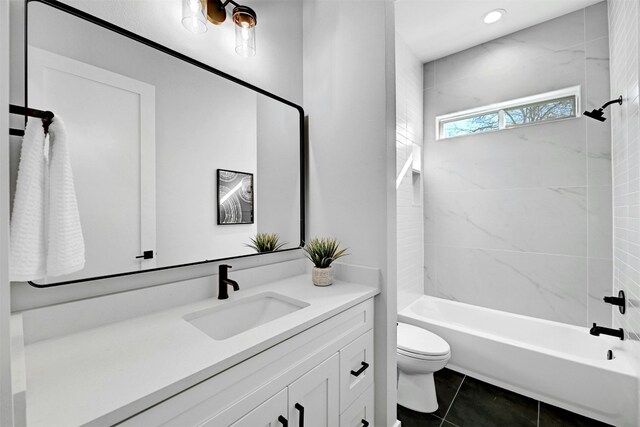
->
[24,0,306,288]
[217,169,254,225]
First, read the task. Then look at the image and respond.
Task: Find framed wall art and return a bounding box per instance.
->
[217,169,254,225]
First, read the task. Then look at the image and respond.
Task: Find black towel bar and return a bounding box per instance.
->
[8,104,55,136]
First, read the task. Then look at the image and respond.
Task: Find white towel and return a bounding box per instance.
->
[45,116,85,277]
[9,116,85,281]
[10,118,47,281]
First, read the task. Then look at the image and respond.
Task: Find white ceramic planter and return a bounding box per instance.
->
[312,266,333,286]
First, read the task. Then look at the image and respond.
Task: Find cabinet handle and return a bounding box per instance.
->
[295,403,305,427]
[361,420,369,427]
[350,361,370,377]
[278,415,288,426]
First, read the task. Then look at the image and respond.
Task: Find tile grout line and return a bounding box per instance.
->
[584,4,591,332]
[439,374,466,426]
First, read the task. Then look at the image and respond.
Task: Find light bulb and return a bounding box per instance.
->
[241,23,250,41]
[234,21,255,57]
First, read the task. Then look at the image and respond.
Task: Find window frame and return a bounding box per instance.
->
[435,86,581,140]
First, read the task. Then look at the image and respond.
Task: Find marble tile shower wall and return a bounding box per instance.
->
[609,0,640,343]
[423,3,613,327]
[396,36,424,311]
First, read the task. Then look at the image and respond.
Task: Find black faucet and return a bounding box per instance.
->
[590,323,624,340]
[218,264,239,300]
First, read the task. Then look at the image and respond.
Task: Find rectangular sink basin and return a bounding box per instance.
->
[183,292,309,340]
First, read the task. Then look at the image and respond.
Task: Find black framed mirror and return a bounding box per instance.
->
[17,0,304,288]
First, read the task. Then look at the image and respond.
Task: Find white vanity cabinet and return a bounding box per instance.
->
[120,298,375,427]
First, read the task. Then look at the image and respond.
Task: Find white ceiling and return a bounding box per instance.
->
[396,0,604,63]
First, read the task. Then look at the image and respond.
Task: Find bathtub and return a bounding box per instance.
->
[398,296,638,426]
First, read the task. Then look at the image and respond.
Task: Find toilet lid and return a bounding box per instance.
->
[397,322,450,357]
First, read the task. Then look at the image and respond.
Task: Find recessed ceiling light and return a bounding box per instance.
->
[483,9,506,24]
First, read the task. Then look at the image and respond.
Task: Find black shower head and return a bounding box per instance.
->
[584,108,606,122]
[583,96,623,122]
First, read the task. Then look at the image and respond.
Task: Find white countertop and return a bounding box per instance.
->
[17,275,378,426]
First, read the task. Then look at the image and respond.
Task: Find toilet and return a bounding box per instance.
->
[397,322,451,413]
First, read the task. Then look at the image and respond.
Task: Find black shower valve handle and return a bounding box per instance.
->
[603,290,626,314]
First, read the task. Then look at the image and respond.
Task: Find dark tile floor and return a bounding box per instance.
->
[397,368,612,427]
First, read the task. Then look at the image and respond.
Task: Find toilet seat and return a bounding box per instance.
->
[397,322,450,358]
[397,347,449,361]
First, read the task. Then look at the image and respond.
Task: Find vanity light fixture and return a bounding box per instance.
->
[483,9,505,24]
[182,0,257,57]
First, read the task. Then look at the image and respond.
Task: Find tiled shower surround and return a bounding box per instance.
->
[397,35,424,311]
[609,0,640,413]
[423,3,613,327]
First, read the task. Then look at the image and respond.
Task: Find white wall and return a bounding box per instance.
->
[609,0,640,422]
[303,1,397,425]
[423,3,613,327]
[395,35,424,312]
[0,0,14,424]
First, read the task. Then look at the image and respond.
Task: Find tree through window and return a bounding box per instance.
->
[436,87,579,140]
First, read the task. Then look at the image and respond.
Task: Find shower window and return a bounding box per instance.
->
[441,112,499,138]
[503,96,576,128]
[436,86,580,140]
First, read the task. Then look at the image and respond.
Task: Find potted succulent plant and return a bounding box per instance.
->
[246,233,287,253]
[303,237,348,286]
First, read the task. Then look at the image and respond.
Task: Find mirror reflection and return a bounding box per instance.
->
[12,2,302,285]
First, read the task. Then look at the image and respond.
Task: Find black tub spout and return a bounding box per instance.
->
[590,323,624,340]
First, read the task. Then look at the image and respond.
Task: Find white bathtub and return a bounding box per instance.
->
[398,296,638,426]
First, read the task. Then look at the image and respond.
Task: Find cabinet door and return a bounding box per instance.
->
[288,353,339,427]
[227,388,288,427]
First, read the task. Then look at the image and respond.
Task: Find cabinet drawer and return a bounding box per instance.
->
[339,329,374,412]
[340,384,374,427]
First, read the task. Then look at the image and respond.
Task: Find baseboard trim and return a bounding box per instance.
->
[392,421,401,427]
